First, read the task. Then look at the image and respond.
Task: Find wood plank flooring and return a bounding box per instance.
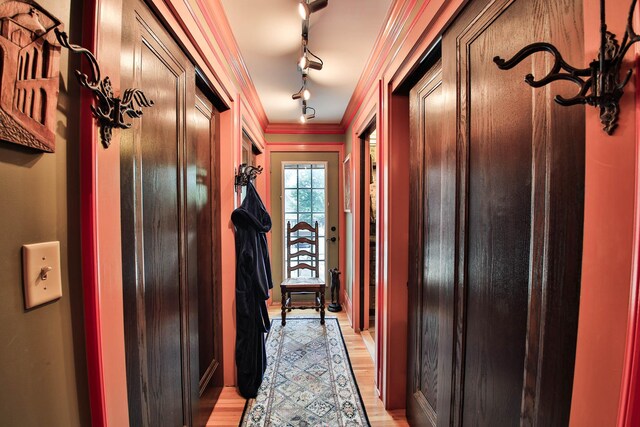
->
[205,306,409,426]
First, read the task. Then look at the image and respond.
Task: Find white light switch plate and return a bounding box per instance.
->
[22,241,62,309]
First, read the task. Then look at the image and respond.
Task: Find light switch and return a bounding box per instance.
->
[22,241,62,309]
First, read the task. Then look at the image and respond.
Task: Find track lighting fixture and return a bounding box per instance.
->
[298,0,328,20]
[292,1,327,123]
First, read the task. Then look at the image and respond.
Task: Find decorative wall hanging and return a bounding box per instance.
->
[343,154,351,213]
[0,0,63,152]
[54,29,153,148]
[493,0,639,135]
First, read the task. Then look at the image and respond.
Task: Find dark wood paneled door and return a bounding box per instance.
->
[193,85,222,395]
[120,0,201,425]
[407,59,455,427]
[407,0,584,425]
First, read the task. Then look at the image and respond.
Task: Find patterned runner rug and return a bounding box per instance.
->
[240,318,370,427]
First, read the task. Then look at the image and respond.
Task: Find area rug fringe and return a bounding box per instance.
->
[239,317,370,427]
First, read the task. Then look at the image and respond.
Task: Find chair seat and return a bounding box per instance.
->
[281,277,325,290]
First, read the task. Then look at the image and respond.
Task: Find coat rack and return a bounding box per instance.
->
[235,164,263,193]
[54,29,153,147]
[493,0,640,135]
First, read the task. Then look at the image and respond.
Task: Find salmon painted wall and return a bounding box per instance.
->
[570,1,637,425]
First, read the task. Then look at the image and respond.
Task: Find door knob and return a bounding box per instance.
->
[330,237,337,242]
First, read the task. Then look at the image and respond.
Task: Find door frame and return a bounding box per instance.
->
[357,119,377,333]
[350,85,384,392]
[264,143,345,305]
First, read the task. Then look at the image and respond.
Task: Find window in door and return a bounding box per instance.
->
[283,162,327,279]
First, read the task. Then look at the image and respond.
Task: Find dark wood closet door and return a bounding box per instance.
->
[407,60,455,427]
[193,87,222,394]
[120,0,197,425]
[408,0,584,425]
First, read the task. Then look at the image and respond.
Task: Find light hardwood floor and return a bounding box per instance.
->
[205,306,409,426]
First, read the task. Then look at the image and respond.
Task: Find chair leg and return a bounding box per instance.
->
[320,289,325,325]
[287,292,292,312]
[281,290,286,326]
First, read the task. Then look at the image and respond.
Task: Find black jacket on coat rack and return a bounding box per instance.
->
[231,181,273,398]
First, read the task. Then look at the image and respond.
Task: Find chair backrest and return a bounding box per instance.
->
[285,221,319,279]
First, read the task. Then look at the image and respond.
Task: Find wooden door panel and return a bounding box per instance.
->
[121,1,197,425]
[408,61,454,427]
[463,1,534,423]
[139,42,184,426]
[193,88,221,392]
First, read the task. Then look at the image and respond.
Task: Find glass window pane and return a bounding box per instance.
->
[284,168,297,188]
[313,214,325,236]
[298,168,311,188]
[298,190,312,212]
[312,189,325,213]
[298,213,312,225]
[318,238,325,258]
[285,189,297,213]
[284,214,297,230]
[312,168,325,188]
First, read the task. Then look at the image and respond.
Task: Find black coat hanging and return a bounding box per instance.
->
[231,180,273,398]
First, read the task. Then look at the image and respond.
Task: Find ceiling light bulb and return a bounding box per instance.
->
[300,114,306,124]
[298,2,308,19]
[299,0,328,19]
[303,89,311,100]
[299,55,309,70]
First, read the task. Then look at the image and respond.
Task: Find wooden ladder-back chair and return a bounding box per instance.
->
[280,221,326,326]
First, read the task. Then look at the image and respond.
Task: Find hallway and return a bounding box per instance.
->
[2,0,640,426]
[205,307,408,426]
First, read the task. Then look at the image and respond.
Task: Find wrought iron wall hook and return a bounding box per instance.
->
[54,29,153,147]
[234,163,264,192]
[494,0,640,135]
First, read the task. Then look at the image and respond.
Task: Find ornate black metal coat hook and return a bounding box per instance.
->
[234,163,263,192]
[54,29,153,147]
[494,0,640,135]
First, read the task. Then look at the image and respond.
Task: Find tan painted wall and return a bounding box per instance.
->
[265,133,345,144]
[0,0,90,425]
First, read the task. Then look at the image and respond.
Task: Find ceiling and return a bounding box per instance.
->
[219,0,393,124]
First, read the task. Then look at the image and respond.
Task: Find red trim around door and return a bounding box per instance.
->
[80,0,107,425]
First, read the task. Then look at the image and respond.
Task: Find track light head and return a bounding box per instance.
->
[300,101,316,123]
[299,55,322,71]
[292,86,310,100]
[298,0,328,20]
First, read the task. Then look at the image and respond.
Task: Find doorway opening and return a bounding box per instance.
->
[269,151,340,307]
[359,122,377,358]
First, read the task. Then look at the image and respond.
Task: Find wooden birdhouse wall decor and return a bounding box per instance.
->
[0,0,62,152]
